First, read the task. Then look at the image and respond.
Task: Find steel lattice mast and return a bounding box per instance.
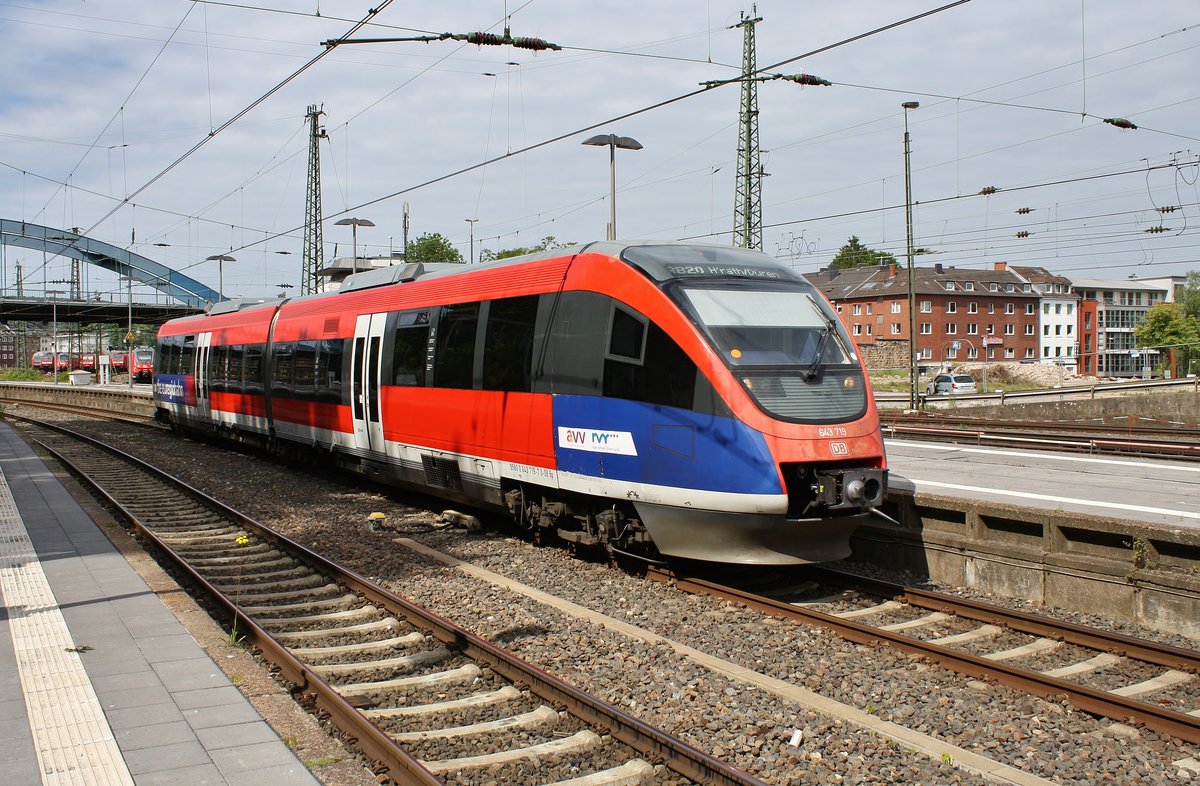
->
[732,11,763,250]
[302,104,327,295]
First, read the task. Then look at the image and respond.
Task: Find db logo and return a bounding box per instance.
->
[829,441,849,455]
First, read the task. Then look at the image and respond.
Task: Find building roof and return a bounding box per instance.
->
[804,262,1037,299]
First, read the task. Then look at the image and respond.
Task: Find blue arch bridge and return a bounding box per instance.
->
[0,219,221,326]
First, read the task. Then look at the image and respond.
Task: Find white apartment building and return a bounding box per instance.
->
[1010,266,1080,370]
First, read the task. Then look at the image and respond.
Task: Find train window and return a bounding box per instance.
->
[211,346,228,393]
[536,290,608,396]
[318,339,345,403]
[244,345,264,393]
[607,305,646,363]
[273,343,295,396]
[294,341,317,391]
[180,335,196,374]
[433,302,479,389]
[392,311,429,386]
[604,321,697,410]
[483,295,538,392]
[227,345,244,392]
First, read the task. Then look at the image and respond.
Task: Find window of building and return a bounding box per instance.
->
[989,283,998,292]
[920,323,931,335]
[1004,324,1015,335]
[1043,303,1051,314]
[946,301,957,313]
[1043,325,1050,335]
[891,301,901,313]
[1025,324,1035,335]
[1067,303,1074,315]
[1004,347,1015,358]
[1025,347,1035,358]
[968,302,978,313]
[920,300,932,313]
[967,347,978,359]
[1025,303,1035,315]
[944,281,955,291]
[1006,283,1015,292]
[986,324,995,335]
[988,303,995,314]
[852,304,862,315]
[1004,303,1015,315]
[865,303,873,315]
[853,324,862,335]
[891,323,902,335]
[1043,346,1051,357]
[967,323,978,335]
[987,347,996,359]
[946,323,957,335]
[920,347,932,359]
[964,281,974,291]
[865,324,873,335]
[1055,324,1062,335]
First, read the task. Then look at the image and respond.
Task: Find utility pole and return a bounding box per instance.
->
[402,203,410,260]
[302,104,327,295]
[733,10,763,250]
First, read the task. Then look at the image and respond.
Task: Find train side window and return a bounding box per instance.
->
[211,346,228,393]
[433,302,479,389]
[273,343,295,397]
[537,291,607,396]
[228,345,244,393]
[318,339,345,403]
[607,305,646,363]
[244,345,264,393]
[294,340,317,395]
[392,311,430,386]
[180,335,196,374]
[483,295,538,392]
[604,317,698,411]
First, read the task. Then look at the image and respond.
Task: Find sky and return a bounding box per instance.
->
[1,0,1198,304]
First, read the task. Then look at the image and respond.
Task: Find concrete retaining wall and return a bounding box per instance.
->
[856,489,1200,639]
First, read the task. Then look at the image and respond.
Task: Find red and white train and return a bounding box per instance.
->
[153,241,887,564]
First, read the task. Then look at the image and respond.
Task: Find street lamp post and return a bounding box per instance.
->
[465,219,478,264]
[581,134,643,240]
[902,100,920,410]
[206,254,236,301]
[335,217,375,275]
[125,276,134,389]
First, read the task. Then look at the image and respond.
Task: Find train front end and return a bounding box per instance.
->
[613,244,887,564]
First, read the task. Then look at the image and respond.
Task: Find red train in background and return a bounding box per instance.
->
[153,241,887,565]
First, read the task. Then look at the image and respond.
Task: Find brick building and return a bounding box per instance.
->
[804,262,1040,372]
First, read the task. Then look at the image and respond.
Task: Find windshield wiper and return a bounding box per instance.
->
[803,324,833,381]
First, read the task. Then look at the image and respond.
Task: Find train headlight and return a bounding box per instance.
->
[842,376,857,390]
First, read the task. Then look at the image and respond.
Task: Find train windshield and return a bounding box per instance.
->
[675,284,867,423]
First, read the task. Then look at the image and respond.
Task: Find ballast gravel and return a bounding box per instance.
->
[47,418,1200,786]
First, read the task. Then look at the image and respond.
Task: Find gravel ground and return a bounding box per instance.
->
[33,416,1200,786]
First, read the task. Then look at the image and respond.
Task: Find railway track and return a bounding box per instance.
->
[650,565,1200,745]
[881,412,1200,460]
[15,413,767,786]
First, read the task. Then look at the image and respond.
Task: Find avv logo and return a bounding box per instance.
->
[557,427,638,456]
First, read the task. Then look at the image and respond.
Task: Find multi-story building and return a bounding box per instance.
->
[804,262,1040,372]
[1071,277,1172,377]
[1008,265,1081,370]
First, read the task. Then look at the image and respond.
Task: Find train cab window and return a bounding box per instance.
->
[604,318,698,410]
[607,305,646,362]
[433,302,479,389]
[483,295,538,392]
[392,311,430,386]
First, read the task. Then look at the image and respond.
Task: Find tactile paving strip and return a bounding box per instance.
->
[0,472,134,785]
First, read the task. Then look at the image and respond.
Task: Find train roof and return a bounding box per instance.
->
[163,242,804,331]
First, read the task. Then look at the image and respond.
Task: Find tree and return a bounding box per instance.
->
[830,236,897,270]
[1134,302,1199,376]
[478,236,572,262]
[406,232,463,264]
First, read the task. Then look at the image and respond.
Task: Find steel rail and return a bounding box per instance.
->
[882,422,1200,459]
[808,567,1200,673]
[20,415,767,786]
[651,567,1200,745]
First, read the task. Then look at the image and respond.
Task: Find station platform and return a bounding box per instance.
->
[0,423,321,786]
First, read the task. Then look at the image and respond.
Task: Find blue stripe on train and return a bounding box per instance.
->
[551,395,782,495]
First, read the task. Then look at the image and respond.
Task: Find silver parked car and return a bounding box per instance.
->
[926,373,978,395]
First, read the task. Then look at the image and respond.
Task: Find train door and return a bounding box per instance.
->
[194,332,213,420]
[351,314,387,453]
